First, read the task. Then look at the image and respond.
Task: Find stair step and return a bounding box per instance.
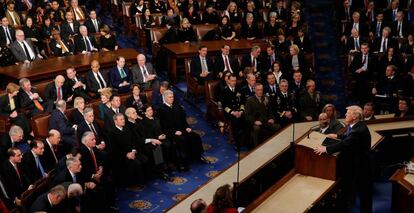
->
[318,66,333,72]
[320,79,336,86]
[317,54,331,60]
[315,42,329,48]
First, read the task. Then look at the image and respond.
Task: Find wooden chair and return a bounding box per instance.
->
[194,24,217,41]
[184,58,205,98]
[31,113,51,138]
[122,1,133,36]
[205,80,224,123]
[150,27,168,60]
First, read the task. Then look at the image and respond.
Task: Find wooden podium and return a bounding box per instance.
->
[244,131,339,212]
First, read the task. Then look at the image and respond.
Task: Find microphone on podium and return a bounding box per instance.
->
[307,123,322,139]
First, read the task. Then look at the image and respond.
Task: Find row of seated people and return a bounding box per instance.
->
[0,86,208,212]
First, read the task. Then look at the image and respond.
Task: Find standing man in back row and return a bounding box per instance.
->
[314,105,372,213]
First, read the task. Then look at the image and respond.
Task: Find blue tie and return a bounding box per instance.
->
[346,126,352,136]
[35,156,46,177]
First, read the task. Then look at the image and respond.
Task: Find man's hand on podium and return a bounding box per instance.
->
[314,146,327,155]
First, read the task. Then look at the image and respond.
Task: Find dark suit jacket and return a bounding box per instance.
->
[79,144,102,185]
[48,109,75,136]
[64,75,90,100]
[77,120,103,142]
[241,54,263,75]
[52,168,77,187]
[240,23,262,39]
[298,92,319,121]
[74,35,99,53]
[30,193,53,213]
[43,82,69,106]
[109,66,132,93]
[369,21,386,38]
[60,20,81,40]
[349,53,377,77]
[103,106,126,131]
[376,75,402,96]
[84,18,103,34]
[50,38,75,56]
[108,126,137,165]
[241,85,255,100]
[346,37,365,52]
[10,39,40,62]
[40,140,59,173]
[0,95,19,116]
[373,37,396,52]
[0,135,13,163]
[214,54,240,75]
[0,160,27,201]
[85,70,110,95]
[391,20,410,37]
[344,22,368,37]
[220,86,245,116]
[18,88,45,116]
[157,102,190,138]
[191,56,214,82]
[294,36,312,53]
[245,95,274,125]
[0,26,15,46]
[21,151,43,184]
[69,109,84,126]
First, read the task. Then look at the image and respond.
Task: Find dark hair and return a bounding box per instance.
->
[219,15,231,26]
[198,45,207,50]
[7,147,19,157]
[30,139,43,149]
[110,95,120,101]
[211,184,233,213]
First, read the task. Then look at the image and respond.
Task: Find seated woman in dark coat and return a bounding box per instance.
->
[216,15,236,41]
[177,18,197,43]
[70,97,85,126]
[40,17,55,41]
[99,25,118,52]
[395,98,414,118]
[98,88,112,120]
[125,84,147,118]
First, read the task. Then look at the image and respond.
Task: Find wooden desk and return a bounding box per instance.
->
[163,39,268,83]
[390,156,414,213]
[0,48,139,84]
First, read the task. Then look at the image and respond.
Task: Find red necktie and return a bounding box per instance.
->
[57,87,62,100]
[224,56,231,71]
[90,149,98,172]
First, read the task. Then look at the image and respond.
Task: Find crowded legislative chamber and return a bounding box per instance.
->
[0,0,414,212]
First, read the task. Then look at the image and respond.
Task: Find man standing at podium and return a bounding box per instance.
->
[314,105,372,213]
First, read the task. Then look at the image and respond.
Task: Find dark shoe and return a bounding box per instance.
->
[178,165,190,172]
[160,172,172,181]
[109,206,120,213]
[200,156,211,164]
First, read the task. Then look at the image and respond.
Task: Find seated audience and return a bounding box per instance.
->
[30,184,66,213]
[109,56,132,93]
[141,9,156,28]
[245,83,279,148]
[271,61,287,85]
[191,45,214,83]
[290,71,305,98]
[241,13,261,40]
[322,104,345,133]
[22,17,41,51]
[294,28,311,53]
[216,15,236,41]
[60,11,80,40]
[44,75,71,110]
[262,45,281,74]
[126,84,147,118]
[0,16,16,46]
[298,79,321,121]
[98,88,112,119]
[49,100,77,151]
[161,8,181,27]
[0,83,33,138]
[40,129,61,173]
[50,29,75,56]
[103,95,126,131]
[363,102,376,121]
[185,5,201,25]
[130,0,146,22]
[74,25,99,54]
[223,2,241,23]
[215,44,242,78]
[395,98,413,118]
[158,90,206,170]
[5,1,21,28]
[70,97,86,125]
[21,140,47,184]
[84,10,102,34]
[85,60,110,97]
[190,198,208,213]
[150,0,167,13]
[69,0,87,22]
[11,29,43,63]
[202,5,218,24]
[264,12,281,37]
[99,24,118,51]
[64,66,91,101]
[241,71,257,99]
[152,81,170,109]
[131,53,159,90]
[0,125,24,163]
[314,112,335,134]
[284,44,308,78]
[77,108,105,146]
[177,18,197,43]
[18,78,46,116]
[276,79,297,127]
[46,1,65,23]
[241,45,262,79]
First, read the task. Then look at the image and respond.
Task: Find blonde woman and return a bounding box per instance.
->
[223,2,241,23]
[70,97,85,125]
[98,88,112,119]
[177,18,196,43]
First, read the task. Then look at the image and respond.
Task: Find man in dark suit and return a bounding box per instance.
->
[103,95,126,131]
[241,45,263,79]
[298,80,321,122]
[84,10,102,34]
[69,0,88,21]
[261,45,281,74]
[65,67,91,101]
[245,83,279,148]
[0,126,24,163]
[85,60,110,97]
[40,130,61,173]
[346,28,364,52]
[270,0,288,21]
[214,44,242,78]
[18,78,46,116]
[342,12,368,40]
[44,75,72,111]
[289,71,306,100]
[361,1,377,24]
[0,174,13,209]
[391,11,409,38]
[46,1,66,23]
[369,11,385,39]
[384,0,401,22]
[337,0,352,22]
[77,107,104,143]
[21,140,47,184]
[221,74,249,146]
[60,11,81,40]
[30,185,66,213]
[158,90,206,169]
[349,43,377,104]
[363,102,376,121]
[373,27,395,53]
[49,100,77,151]
[74,25,99,54]
[0,17,15,46]
[131,53,159,90]
[1,147,29,205]
[241,72,256,100]
[52,157,81,187]
[109,56,132,94]
[276,79,297,127]
[50,29,75,56]
[315,105,373,213]
[191,45,214,83]
[313,113,335,134]
[10,29,43,63]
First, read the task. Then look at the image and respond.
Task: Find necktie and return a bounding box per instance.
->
[201,57,208,72]
[362,55,367,65]
[93,19,99,32]
[73,174,77,183]
[89,123,97,136]
[252,58,256,70]
[84,36,91,51]
[59,40,69,53]
[13,164,21,180]
[346,8,349,20]
[50,145,57,163]
[4,27,11,44]
[57,87,62,100]
[398,22,402,36]
[119,68,126,78]
[224,56,231,71]
[354,38,358,50]
[90,149,98,172]
[381,39,386,52]
[284,93,287,98]
[376,22,381,37]
[75,7,84,20]
[346,126,352,136]
[393,10,396,21]
[9,98,15,111]
[0,178,9,199]
[97,73,105,89]
[35,156,46,177]
[21,41,32,61]
[142,66,149,78]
